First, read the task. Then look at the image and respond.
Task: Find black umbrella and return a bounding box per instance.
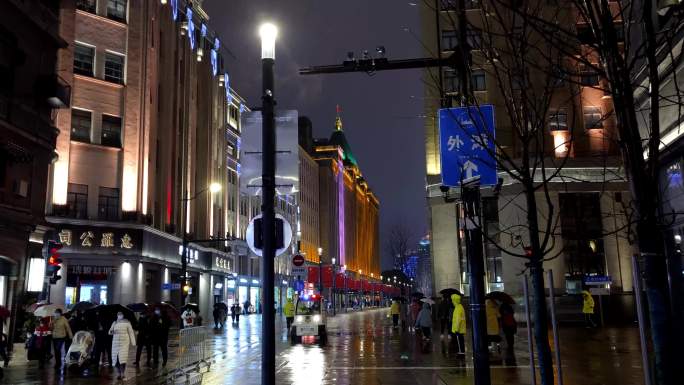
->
[411,292,425,298]
[182,303,200,313]
[485,291,515,304]
[71,301,96,313]
[126,303,149,313]
[152,302,180,318]
[87,304,137,328]
[439,288,464,296]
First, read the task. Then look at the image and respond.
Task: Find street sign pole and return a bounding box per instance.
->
[461,180,491,385]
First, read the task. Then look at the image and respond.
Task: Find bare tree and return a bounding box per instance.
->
[385,221,416,270]
[426,1,626,383]
[482,1,684,383]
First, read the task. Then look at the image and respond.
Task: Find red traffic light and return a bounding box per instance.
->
[48,255,61,266]
[524,247,533,257]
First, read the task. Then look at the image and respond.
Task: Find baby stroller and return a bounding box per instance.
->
[65,330,95,374]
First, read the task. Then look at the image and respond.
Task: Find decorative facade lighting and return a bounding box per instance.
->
[211,38,220,76]
[224,72,232,105]
[171,0,178,20]
[187,7,195,50]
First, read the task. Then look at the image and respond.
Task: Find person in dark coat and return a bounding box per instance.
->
[150,308,170,367]
[133,313,152,366]
[499,302,517,360]
[438,295,453,338]
[213,305,221,329]
[90,311,112,368]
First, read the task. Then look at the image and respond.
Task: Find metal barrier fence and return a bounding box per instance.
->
[169,326,210,385]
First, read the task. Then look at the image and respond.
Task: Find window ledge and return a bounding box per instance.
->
[74,74,124,89]
[76,9,127,29]
[71,140,122,152]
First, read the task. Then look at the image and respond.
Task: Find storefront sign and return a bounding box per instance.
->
[56,228,139,252]
[214,256,232,272]
[584,275,611,285]
[162,283,181,290]
[69,265,113,275]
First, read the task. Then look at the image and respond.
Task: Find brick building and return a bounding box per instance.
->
[43,0,252,322]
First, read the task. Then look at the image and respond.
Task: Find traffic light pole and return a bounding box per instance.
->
[261,54,277,385]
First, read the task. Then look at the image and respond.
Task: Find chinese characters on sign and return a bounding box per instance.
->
[439,105,497,186]
[215,257,232,271]
[59,229,134,249]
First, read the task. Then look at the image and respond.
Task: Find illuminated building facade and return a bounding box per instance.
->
[309,114,381,281]
[43,0,254,321]
[421,2,633,298]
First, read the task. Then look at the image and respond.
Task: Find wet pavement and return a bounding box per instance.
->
[1,308,645,384]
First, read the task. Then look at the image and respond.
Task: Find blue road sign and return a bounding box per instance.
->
[584,275,611,285]
[439,105,497,186]
[162,283,181,290]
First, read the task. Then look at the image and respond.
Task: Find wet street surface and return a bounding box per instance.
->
[2,308,645,385]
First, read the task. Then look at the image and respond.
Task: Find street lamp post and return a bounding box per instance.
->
[259,22,278,385]
[343,264,347,312]
[332,257,336,316]
[180,182,222,307]
[318,247,323,294]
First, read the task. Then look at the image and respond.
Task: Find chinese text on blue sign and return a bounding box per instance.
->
[439,105,497,186]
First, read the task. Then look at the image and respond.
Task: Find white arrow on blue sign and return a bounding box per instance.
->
[439,105,497,186]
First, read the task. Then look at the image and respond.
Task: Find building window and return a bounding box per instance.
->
[101,115,122,147]
[98,187,120,220]
[583,106,603,129]
[71,109,92,143]
[548,108,568,131]
[73,44,95,77]
[67,183,88,219]
[580,65,599,86]
[444,68,459,93]
[107,0,127,23]
[467,27,483,49]
[76,0,96,13]
[471,69,486,91]
[104,53,124,84]
[441,30,458,51]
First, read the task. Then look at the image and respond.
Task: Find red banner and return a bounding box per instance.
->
[307,266,319,283]
[322,266,334,288]
[335,273,345,288]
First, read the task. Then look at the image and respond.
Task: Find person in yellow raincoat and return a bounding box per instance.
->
[389,300,401,328]
[582,290,597,328]
[485,298,502,350]
[284,298,295,330]
[451,294,466,355]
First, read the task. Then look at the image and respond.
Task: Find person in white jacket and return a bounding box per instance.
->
[109,312,136,380]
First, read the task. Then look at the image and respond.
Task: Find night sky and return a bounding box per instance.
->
[204,0,428,269]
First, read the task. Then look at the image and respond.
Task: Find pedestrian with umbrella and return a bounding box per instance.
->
[439,288,460,338]
[133,310,151,367]
[212,304,221,329]
[150,306,170,367]
[30,317,52,368]
[415,302,433,340]
[451,293,467,357]
[109,311,136,380]
[87,308,113,368]
[51,308,72,370]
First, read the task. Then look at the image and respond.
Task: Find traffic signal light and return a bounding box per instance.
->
[46,240,62,284]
